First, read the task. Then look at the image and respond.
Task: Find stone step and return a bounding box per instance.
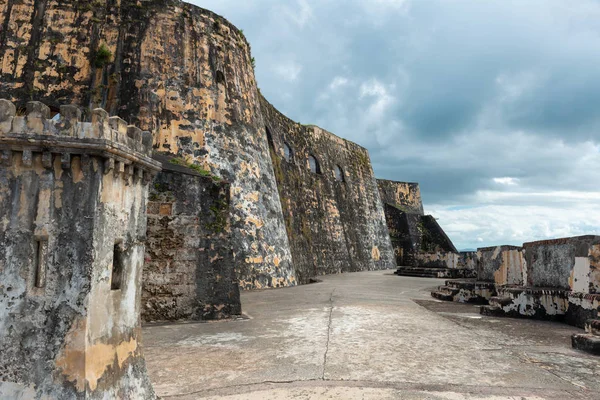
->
[431,290,454,301]
[480,305,505,317]
[438,285,460,295]
[395,270,441,278]
[444,280,495,290]
[430,286,459,301]
[396,267,446,273]
[585,319,600,336]
[489,296,513,308]
[572,334,600,355]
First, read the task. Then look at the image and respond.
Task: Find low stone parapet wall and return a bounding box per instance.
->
[477,245,525,285]
[523,235,600,291]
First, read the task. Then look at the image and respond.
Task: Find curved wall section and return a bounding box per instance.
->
[0,0,295,289]
[260,96,396,284]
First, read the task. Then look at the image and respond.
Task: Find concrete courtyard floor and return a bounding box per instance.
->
[143,270,600,399]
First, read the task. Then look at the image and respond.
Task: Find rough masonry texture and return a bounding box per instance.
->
[377,179,424,215]
[0,100,160,398]
[0,0,295,290]
[260,96,395,283]
[143,154,240,322]
[377,179,466,277]
[432,235,600,354]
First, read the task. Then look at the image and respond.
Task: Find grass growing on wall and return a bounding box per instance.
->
[169,157,221,182]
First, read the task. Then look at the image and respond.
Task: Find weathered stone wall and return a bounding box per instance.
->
[476,245,525,285]
[477,246,526,285]
[568,293,600,328]
[377,179,424,215]
[419,215,458,254]
[259,95,395,284]
[0,0,295,290]
[0,100,158,399]
[523,236,600,290]
[458,251,477,270]
[383,204,460,269]
[383,204,420,266]
[143,154,241,322]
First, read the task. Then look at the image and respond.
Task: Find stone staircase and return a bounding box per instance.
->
[480,295,514,316]
[395,267,449,278]
[395,267,476,279]
[431,279,496,303]
[572,319,600,355]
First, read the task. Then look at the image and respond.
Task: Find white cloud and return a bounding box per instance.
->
[492,177,519,186]
[428,189,600,249]
[273,62,303,82]
[280,0,314,28]
[359,79,396,120]
[329,76,349,90]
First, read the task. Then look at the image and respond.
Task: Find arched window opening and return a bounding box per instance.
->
[283,142,293,162]
[335,165,345,182]
[216,70,225,84]
[308,154,321,174]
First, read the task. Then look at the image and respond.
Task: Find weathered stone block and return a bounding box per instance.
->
[91,108,110,139]
[57,105,81,137]
[477,245,524,284]
[109,116,128,144]
[523,235,600,290]
[0,99,15,134]
[127,125,143,152]
[26,101,50,134]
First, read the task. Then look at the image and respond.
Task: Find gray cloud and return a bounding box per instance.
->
[192,0,600,249]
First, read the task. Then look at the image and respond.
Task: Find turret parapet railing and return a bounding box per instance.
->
[0,99,161,182]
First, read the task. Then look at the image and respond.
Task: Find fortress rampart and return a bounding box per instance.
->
[260,96,395,283]
[143,154,241,322]
[0,0,295,290]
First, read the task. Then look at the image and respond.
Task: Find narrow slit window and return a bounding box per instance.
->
[283,142,293,162]
[308,154,321,174]
[111,243,124,291]
[34,239,48,288]
[335,165,345,182]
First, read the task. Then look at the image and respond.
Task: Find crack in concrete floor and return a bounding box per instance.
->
[321,288,335,380]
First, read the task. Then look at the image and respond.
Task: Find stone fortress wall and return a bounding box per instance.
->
[0,0,461,322]
[377,179,424,215]
[0,0,295,290]
[142,154,241,322]
[260,96,395,284]
[377,179,469,277]
[0,99,159,398]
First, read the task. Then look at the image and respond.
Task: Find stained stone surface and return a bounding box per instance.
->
[143,270,599,400]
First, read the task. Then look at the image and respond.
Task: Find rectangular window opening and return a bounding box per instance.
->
[34,239,48,289]
[111,243,124,291]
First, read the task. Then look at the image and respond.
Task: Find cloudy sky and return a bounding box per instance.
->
[192,0,600,250]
